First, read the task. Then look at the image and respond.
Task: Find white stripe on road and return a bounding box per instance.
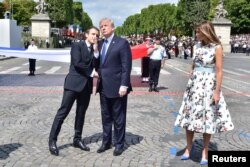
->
[45,66,62,74]
[165,64,189,74]
[0,67,21,74]
[160,69,171,75]
[20,71,29,74]
[22,63,29,66]
[167,64,250,97]
[223,69,243,76]
[237,68,250,74]
[224,76,250,85]
[35,66,42,70]
[20,66,41,74]
[222,85,250,97]
[132,67,141,75]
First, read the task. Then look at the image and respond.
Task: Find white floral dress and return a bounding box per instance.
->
[174,43,234,134]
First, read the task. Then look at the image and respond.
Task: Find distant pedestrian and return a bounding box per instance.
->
[45,38,50,48]
[246,42,250,56]
[27,39,38,76]
[147,36,166,92]
[141,37,152,83]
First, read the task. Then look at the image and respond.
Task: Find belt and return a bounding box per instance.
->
[194,66,214,73]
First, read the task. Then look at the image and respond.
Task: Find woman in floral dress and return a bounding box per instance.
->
[174,21,234,165]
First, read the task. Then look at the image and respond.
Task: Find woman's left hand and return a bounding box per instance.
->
[212,91,220,105]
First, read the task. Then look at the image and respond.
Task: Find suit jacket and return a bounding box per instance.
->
[64,41,94,93]
[96,35,132,98]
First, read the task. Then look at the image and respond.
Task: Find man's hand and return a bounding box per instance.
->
[93,70,99,78]
[93,38,98,52]
[119,87,127,97]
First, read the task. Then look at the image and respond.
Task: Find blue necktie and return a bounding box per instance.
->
[101,39,108,63]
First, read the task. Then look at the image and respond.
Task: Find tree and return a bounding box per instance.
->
[0,2,5,19]
[119,3,177,36]
[73,2,83,25]
[2,0,36,25]
[64,0,74,25]
[81,11,93,32]
[176,0,210,36]
[47,0,67,27]
[224,0,250,34]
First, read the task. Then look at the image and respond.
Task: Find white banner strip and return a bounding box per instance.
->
[0,47,71,63]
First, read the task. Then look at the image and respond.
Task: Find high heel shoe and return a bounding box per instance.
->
[200,159,208,165]
[180,145,194,160]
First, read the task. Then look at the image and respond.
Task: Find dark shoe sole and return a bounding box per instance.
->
[73,143,90,151]
[97,146,112,153]
[49,149,59,156]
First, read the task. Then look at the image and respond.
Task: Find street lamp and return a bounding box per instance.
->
[10,0,13,19]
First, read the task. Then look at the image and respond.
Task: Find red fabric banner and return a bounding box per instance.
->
[131,44,150,60]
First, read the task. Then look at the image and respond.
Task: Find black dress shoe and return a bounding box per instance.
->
[153,87,159,92]
[49,141,59,156]
[113,148,123,156]
[97,145,112,153]
[73,140,90,151]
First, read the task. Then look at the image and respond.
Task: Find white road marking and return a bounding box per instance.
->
[45,66,62,74]
[0,67,22,74]
[237,68,250,74]
[223,69,243,76]
[167,64,250,97]
[160,69,171,75]
[132,67,141,75]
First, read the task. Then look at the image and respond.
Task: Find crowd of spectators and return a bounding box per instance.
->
[230,34,250,54]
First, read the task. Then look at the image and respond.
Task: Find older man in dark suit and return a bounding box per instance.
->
[48,27,99,156]
[95,18,132,156]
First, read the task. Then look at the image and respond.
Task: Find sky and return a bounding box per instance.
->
[0,0,179,27]
[82,0,178,27]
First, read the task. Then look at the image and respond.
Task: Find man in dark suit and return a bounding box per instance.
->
[95,18,132,156]
[48,27,99,156]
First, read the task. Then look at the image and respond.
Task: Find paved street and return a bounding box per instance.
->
[0,53,250,167]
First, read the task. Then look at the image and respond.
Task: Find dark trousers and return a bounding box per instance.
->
[149,59,161,86]
[49,87,91,142]
[29,59,36,72]
[141,57,149,77]
[100,92,127,149]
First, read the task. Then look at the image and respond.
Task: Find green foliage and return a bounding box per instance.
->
[81,11,93,31]
[0,2,5,19]
[47,0,67,27]
[2,0,36,25]
[117,3,177,36]
[64,0,74,25]
[176,0,210,36]
[73,2,83,25]
[224,0,250,34]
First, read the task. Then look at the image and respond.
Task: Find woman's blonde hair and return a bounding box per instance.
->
[196,21,221,46]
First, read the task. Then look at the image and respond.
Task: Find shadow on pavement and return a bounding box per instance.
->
[0,143,23,160]
[175,139,218,163]
[57,132,143,151]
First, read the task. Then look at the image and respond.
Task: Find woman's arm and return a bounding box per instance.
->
[213,45,223,104]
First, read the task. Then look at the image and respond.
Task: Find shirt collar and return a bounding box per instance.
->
[105,33,114,43]
[85,40,91,47]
